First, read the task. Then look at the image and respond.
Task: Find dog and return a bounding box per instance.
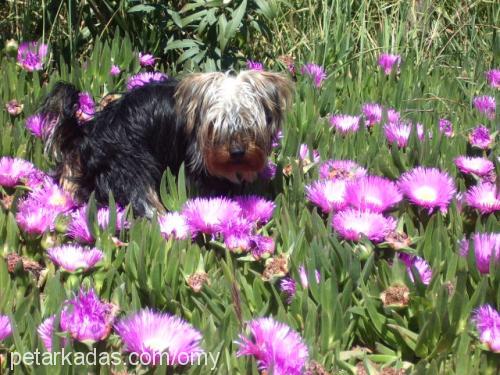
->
[36,71,293,217]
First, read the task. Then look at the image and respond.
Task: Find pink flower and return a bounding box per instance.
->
[246,60,264,71]
[362,103,383,127]
[110,65,121,76]
[345,176,403,212]
[472,305,500,352]
[236,317,309,375]
[298,144,320,163]
[182,197,241,235]
[473,96,496,119]
[25,113,46,138]
[17,41,48,71]
[158,212,190,240]
[301,63,326,87]
[398,167,456,214]
[386,108,401,124]
[486,69,500,88]
[234,196,275,224]
[465,184,500,214]
[329,114,360,134]
[383,122,424,147]
[439,119,453,137]
[0,315,12,341]
[5,99,23,116]
[221,218,253,252]
[15,203,57,235]
[306,179,347,213]
[319,160,367,181]
[0,157,36,188]
[250,235,275,259]
[461,233,500,274]
[67,205,127,243]
[127,72,168,90]
[399,253,432,285]
[378,53,401,75]
[454,156,494,177]
[47,244,104,272]
[332,209,396,242]
[469,125,493,149]
[138,52,155,67]
[76,92,95,123]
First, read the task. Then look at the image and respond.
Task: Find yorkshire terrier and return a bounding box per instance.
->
[36,71,292,217]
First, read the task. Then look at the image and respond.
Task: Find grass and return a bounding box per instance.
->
[0,1,499,374]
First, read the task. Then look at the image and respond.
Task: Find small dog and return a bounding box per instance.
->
[37,71,292,217]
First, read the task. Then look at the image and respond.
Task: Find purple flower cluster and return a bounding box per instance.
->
[486,69,500,88]
[246,60,264,71]
[0,315,12,341]
[76,92,95,123]
[399,253,432,285]
[0,157,42,188]
[468,125,493,150]
[329,114,360,134]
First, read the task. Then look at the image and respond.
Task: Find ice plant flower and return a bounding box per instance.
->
[29,180,75,213]
[114,309,203,366]
[110,64,121,76]
[298,265,320,288]
[38,316,59,351]
[25,113,46,138]
[319,159,367,181]
[486,69,500,88]
[6,99,23,116]
[234,195,275,224]
[298,144,320,163]
[399,253,432,285]
[236,317,308,375]
[182,197,241,235]
[439,118,454,137]
[383,122,424,147]
[0,157,36,187]
[246,60,263,71]
[259,161,277,180]
[362,103,383,127]
[61,289,117,343]
[15,203,57,235]
[398,167,456,213]
[386,108,401,124]
[47,244,104,272]
[469,125,493,149]
[67,205,127,243]
[76,92,95,122]
[378,53,401,75]
[0,315,12,341]
[17,41,48,71]
[221,218,253,252]
[454,156,494,177]
[272,130,283,148]
[345,176,403,212]
[306,179,347,213]
[250,235,275,259]
[127,72,168,90]
[301,63,327,87]
[473,95,496,119]
[158,212,190,240]
[472,304,500,352]
[461,233,500,274]
[138,52,155,67]
[329,114,360,134]
[280,277,296,304]
[332,209,396,242]
[465,184,500,214]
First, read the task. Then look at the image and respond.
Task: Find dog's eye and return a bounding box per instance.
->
[265,112,273,124]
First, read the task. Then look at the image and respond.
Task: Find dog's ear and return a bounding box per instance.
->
[238,70,294,131]
[174,72,226,135]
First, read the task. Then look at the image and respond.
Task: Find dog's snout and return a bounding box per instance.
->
[230,145,246,159]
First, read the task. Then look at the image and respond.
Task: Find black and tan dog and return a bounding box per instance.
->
[37,71,292,216]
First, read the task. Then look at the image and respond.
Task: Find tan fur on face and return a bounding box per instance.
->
[174,70,293,176]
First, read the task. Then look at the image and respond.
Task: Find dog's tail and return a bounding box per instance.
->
[36,82,86,161]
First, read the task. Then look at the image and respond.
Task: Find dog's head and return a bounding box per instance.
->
[175,70,293,183]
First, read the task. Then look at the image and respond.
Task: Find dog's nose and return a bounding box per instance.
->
[230,146,246,159]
